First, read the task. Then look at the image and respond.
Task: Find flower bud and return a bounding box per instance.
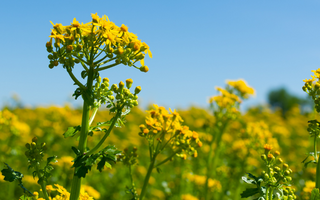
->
[66,45,73,52]
[277,157,283,164]
[261,154,267,161]
[46,42,52,48]
[97,76,101,83]
[111,84,118,92]
[119,81,125,89]
[31,142,37,148]
[32,137,38,143]
[139,66,149,72]
[132,100,138,106]
[134,86,141,95]
[103,78,109,83]
[25,143,31,149]
[274,167,281,172]
[286,176,292,182]
[126,79,133,89]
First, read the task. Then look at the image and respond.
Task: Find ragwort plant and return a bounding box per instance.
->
[122,105,203,200]
[302,68,320,198]
[204,79,254,200]
[1,13,152,200]
[241,144,296,200]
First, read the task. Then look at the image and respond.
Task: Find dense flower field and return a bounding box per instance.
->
[0,84,318,199]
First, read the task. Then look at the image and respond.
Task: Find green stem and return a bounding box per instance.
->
[35,165,49,200]
[154,150,179,168]
[204,119,228,200]
[89,106,99,126]
[265,187,270,200]
[70,65,94,200]
[140,157,156,200]
[86,106,124,156]
[204,139,214,200]
[67,68,86,90]
[70,100,91,200]
[97,63,119,71]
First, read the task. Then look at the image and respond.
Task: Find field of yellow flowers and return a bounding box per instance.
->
[1,13,320,200]
[0,82,317,199]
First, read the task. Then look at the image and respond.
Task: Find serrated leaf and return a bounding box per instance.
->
[97,157,107,172]
[1,163,23,182]
[72,147,80,156]
[88,131,94,137]
[47,156,57,165]
[311,188,320,200]
[75,165,90,178]
[63,126,81,138]
[85,154,100,166]
[240,188,260,198]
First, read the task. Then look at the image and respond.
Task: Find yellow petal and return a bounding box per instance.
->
[140,59,145,66]
[148,49,153,58]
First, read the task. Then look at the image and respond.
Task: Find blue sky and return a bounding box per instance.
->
[1,0,320,110]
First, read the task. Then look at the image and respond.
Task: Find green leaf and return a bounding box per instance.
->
[75,165,91,178]
[311,188,320,200]
[97,156,108,172]
[72,147,80,156]
[19,195,32,200]
[1,163,23,182]
[240,188,260,198]
[47,156,57,165]
[81,70,88,79]
[242,176,256,185]
[63,126,81,138]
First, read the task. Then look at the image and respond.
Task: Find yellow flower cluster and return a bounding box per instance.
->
[209,87,241,108]
[0,109,30,144]
[139,104,202,159]
[209,79,254,111]
[300,181,315,200]
[227,79,255,99]
[35,184,96,200]
[186,173,222,192]
[303,69,320,112]
[47,13,151,70]
[181,194,199,200]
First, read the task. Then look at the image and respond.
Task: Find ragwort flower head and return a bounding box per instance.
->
[303,69,320,112]
[139,104,202,159]
[46,13,152,71]
[226,79,255,99]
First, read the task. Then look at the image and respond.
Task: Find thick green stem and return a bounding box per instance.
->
[70,100,91,200]
[140,157,156,200]
[35,165,49,200]
[70,65,94,200]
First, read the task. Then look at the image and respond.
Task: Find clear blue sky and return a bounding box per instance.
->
[1,0,320,110]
